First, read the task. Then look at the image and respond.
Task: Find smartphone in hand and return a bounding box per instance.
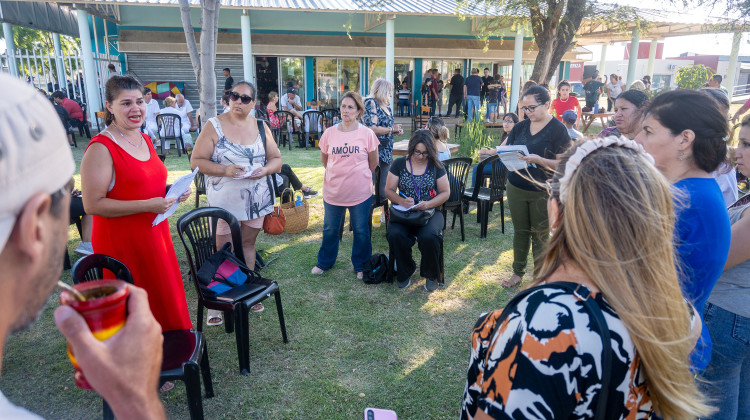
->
[364,408,397,420]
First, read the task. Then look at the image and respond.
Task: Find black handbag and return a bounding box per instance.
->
[388,205,434,226]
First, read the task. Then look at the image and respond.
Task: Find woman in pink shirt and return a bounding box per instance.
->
[312,91,379,279]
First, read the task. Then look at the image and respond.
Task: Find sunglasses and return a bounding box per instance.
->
[520,103,545,114]
[229,92,254,104]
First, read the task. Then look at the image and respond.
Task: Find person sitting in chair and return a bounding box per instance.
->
[159,96,193,152]
[385,129,450,292]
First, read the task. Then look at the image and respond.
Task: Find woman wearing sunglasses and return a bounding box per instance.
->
[191,81,282,323]
[504,85,571,288]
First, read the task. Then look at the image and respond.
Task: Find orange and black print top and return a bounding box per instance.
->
[460,285,654,419]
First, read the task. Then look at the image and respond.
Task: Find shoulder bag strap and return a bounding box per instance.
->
[493,282,611,420]
[258,119,279,202]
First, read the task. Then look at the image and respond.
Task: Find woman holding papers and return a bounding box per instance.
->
[503,85,571,288]
[385,130,450,292]
[191,81,281,320]
[80,75,192,332]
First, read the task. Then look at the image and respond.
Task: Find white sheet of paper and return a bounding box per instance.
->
[496,145,537,172]
[392,203,419,211]
[152,167,199,226]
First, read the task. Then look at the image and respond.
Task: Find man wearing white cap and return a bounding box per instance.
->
[0,74,166,419]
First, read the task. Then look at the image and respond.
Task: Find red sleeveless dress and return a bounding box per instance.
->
[88,134,192,331]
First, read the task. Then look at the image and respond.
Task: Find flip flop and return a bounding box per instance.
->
[206,312,223,327]
[502,274,523,288]
[251,303,264,313]
[159,381,175,393]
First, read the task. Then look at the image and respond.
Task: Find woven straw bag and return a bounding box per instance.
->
[280,188,309,234]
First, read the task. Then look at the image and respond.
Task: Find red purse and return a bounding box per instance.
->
[263,205,285,235]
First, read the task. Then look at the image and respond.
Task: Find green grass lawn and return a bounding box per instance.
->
[3,126,547,419]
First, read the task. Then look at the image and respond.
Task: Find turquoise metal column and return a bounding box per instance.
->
[3,23,18,77]
[626,27,640,87]
[76,9,102,123]
[241,10,254,84]
[305,57,314,102]
[510,25,524,115]
[413,58,422,107]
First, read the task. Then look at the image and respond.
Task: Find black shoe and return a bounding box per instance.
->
[424,278,439,292]
[303,188,318,199]
[398,277,411,289]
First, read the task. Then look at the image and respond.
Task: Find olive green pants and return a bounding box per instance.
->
[506,182,549,276]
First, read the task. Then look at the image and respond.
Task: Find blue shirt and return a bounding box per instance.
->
[673,178,731,371]
[465,75,483,97]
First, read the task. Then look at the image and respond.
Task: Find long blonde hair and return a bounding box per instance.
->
[369,78,393,106]
[530,139,713,419]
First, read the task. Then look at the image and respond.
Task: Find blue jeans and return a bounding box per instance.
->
[316,196,373,272]
[466,95,480,122]
[397,99,411,116]
[486,102,498,119]
[699,303,750,420]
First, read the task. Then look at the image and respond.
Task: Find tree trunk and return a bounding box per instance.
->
[527,0,587,84]
[177,0,221,127]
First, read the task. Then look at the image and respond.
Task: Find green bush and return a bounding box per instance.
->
[675,64,714,90]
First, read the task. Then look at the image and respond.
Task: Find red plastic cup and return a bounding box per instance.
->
[59,279,130,390]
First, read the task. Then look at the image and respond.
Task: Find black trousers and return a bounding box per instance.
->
[387,211,443,282]
[280,164,302,190]
[447,94,463,117]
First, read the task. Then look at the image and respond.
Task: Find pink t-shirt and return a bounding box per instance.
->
[320,123,379,206]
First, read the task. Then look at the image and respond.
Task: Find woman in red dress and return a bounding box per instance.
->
[81,76,192,333]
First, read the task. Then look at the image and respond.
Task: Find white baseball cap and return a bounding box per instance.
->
[0,74,75,252]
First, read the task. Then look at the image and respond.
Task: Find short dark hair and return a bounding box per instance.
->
[107,63,115,71]
[712,74,722,83]
[455,68,461,73]
[646,89,728,173]
[523,85,550,104]
[143,87,152,95]
[484,68,489,71]
[223,68,231,73]
[700,88,730,115]
[503,112,519,123]
[51,90,67,100]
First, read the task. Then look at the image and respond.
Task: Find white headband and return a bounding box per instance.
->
[558,136,654,204]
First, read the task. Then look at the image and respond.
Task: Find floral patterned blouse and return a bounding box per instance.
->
[363,97,395,164]
[267,104,280,129]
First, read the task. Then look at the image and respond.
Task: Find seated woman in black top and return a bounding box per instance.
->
[504,85,571,288]
[385,130,450,292]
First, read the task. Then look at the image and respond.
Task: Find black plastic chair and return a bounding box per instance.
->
[462,155,507,238]
[441,157,472,241]
[273,110,298,151]
[302,110,325,149]
[71,254,214,420]
[156,113,185,157]
[339,165,389,241]
[185,149,206,208]
[321,108,340,129]
[76,101,92,139]
[176,207,289,375]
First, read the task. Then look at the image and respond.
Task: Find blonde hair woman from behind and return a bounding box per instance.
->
[461,137,713,420]
[425,116,451,161]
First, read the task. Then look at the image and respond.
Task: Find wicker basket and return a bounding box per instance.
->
[280,188,309,234]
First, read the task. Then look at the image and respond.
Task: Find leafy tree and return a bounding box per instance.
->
[675,64,714,90]
[0,27,78,83]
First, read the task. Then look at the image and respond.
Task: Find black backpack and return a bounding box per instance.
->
[363,254,390,284]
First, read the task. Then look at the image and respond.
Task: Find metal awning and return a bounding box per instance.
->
[0,1,79,36]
